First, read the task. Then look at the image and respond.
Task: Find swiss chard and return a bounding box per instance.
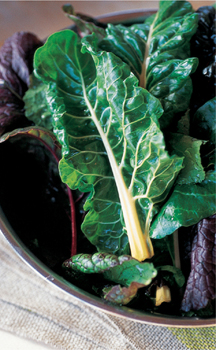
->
[63,252,157,305]
[80,0,199,129]
[34,29,184,261]
[150,170,216,239]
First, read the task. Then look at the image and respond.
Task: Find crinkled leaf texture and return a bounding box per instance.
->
[63,252,132,274]
[63,252,157,305]
[64,252,157,287]
[34,29,183,261]
[0,31,42,135]
[168,133,206,185]
[84,0,199,128]
[181,215,216,312]
[24,73,53,130]
[150,170,216,239]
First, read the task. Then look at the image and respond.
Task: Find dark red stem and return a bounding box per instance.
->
[66,185,77,256]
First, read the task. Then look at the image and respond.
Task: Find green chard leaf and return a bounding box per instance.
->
[23,73,53,130]
[168,133,206,185]
[150,170,216,239]
[158,265,185,287]
[63,252,157,287]
[103,258,157,287]
[191,97,216,145]
[63,252,157,305]
[63,252,132,274]
[84,0,199,128]
[34,29,183,261]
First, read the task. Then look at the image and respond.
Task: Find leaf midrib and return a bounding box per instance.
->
[78,55,153,261]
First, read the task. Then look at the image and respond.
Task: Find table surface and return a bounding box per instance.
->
[0,1,214,349]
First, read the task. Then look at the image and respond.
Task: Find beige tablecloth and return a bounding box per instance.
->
[0,233,215,350]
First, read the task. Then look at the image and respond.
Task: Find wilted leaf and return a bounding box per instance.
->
[103,282,141,305]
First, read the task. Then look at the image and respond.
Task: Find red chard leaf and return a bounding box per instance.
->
[0,32,42,135]
[181,214,216,312]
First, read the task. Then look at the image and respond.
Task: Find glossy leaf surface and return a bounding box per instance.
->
[169,133,206,185]
[24,73,53,130]
[150,170,216,239]
[63,252,132,273]
[63,251,157,287]
[34,29,183,260]
[103,259,157,287]
[85,0,199,127]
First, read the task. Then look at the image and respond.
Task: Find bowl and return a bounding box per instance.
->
[0,8,215,328]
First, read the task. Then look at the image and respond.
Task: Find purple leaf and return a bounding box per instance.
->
[0,32,42,135]
[181,215,216,311]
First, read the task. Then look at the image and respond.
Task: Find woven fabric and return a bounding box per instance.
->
[0,233,215,350]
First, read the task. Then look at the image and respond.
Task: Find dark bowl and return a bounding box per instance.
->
[0,9,215,328]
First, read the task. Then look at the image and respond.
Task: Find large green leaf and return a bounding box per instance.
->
[34,29,183,261]
[150,170,216,239]
[84,0,199,128]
